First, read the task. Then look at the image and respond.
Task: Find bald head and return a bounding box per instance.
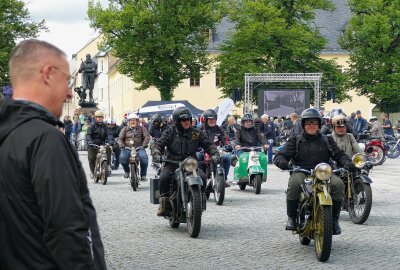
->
[9,39,66,86]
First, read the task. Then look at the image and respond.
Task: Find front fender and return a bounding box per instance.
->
[358,175,373,184]
[317,191,332,206]
[186,175,203,186]
[248,165,265,175]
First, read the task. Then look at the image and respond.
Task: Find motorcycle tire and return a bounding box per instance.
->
[130,164,138,191]
[386,142,400,159]
[186,185,202,238]
[214,174,225,205]
[314,204,332,262]
[239,183,246,190]
[168,200,180,228]
[254,175,262,194]
[348,179,372,224]
[366,145,386,166]
[100,161,108,185]
[94,167,100,183]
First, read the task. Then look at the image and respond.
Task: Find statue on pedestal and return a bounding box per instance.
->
[77,53,98,108]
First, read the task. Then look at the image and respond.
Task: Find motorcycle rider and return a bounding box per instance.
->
[107,117,122,170]
[330,115,362,158]
[148,113,168,140]
[198,109,233,185]
[118,113,150,180]
[274,108,356,235]
[321,109,358,139]
[151,107,220,216]
[235,113,268,153]
[369,116,384,140]
[86,110,112,178]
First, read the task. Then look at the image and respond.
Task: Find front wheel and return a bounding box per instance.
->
[253,175,262,194]
[130,164,138,191]
[348,178,372,224]
[386,142,400,159]
[214,175,225,205]
[314,205,332,262]
[187,186,202,238]
[100,161,108,185]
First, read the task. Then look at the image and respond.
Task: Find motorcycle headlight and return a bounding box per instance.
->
[352,153,365,168]
[314,163,332,181]
[183,158,198,172]
[251,155,259,162]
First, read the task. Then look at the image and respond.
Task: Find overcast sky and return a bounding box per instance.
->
[24,0,107,59]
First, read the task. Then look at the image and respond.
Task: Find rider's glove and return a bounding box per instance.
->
[344,162,357,172]
[211,155,220,164]
[152,155,161,163]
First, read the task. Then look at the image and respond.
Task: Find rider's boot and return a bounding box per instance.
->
[286,199,298,230]
[332,200,342,235]
[157,197,167,216]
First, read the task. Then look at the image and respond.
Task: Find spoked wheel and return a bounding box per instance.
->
[348,178,372,224]
[366,145,386,165]
[186,186,202,238]
[386,142,400,159]
[130,164,138,191]
[239,183,246,190]
[93,164,100,183]
[213,175,225,205]
[168,200,180,228]
[297,197,311,245]
[253,175,262,194]
[100,161,108,185]
[314,204,332,262]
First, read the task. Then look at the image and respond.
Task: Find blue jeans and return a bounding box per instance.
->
[197,152,231,180]
[266,143,273,162]
[120,148,148,177]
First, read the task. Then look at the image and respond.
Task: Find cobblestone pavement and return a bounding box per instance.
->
[79,152,400,269]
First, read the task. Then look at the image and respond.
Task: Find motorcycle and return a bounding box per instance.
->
[385,133,400,159]
[292,163,333,262]
[150,157,205,238]
[333,154,373,224]
[232,146,267,194]
[203,150,226,205]
[90,144,110,185]
[357,133,386,166]
[125,146,142,191]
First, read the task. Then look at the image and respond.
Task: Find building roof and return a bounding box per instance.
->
[208,0,350,54]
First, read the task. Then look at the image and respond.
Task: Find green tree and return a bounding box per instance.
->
[0,0,46,84]
[88,0,223,100]
[217,0,348,105]
[340,0,400,113]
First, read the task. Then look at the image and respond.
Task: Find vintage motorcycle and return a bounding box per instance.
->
[126,146,141,191]
[150,157,205,238]
[385,133,400,159]
[357,133,386,166]
[333,154,373,224]
[232,146,267,194]
[292,163,333,262]
[203,151,226,205]
[90,144,110,185]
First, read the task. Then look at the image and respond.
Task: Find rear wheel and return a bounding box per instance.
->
[168,200,180,228]
[214,174,225,205]
[130,164,138,191]
[314,205,332,262]
[187,186,202,238]
[348,178,372,224]
[100,161,108,185]
[254,175,262,194]
[366,145,386,165]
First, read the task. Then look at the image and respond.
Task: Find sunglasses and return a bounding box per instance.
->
[304,120,319,126]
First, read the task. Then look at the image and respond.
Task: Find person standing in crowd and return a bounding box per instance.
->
[346,112,356,127]
[283,115,293,131]
[381,113,394,136]
[290,112,302,136]
[0,39,106,270]
[63,115,73,142]
[225,116,239,145]
[369,116,384,139]
[259,114,275,163]
[319,110,326,126]
[353,110,368,134]
[107,117,122,170]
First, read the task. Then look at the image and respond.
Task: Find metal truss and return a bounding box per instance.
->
[244,73,323,113]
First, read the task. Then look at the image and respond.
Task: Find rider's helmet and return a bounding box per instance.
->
[95,110,104,117]
[370,116,378,122]
[329,108,345,119]
[203,109,218,119]
[109,117,116,125]
[127,113,139,120]
[172,107,192,124]
[301,108,321,129]
[332,114,347,127]
[241,113,254,125]
[151,113,163,127]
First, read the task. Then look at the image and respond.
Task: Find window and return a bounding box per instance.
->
[216,69,223,87]
[190,69,201,87]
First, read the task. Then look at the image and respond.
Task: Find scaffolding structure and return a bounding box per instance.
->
[244,73,323,113]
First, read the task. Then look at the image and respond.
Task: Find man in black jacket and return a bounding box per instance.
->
[108,117,121,170]
[274,108,356,235]
[0,39,106,270]
[151,107,219,216]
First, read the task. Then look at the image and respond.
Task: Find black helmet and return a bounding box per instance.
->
[301,108,321,128]
[172,107,192,123]
[151,113,162,127]
[203,109,218,119]
[241,113,253,124]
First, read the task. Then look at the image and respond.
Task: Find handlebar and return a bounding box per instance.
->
[239,146,263,152]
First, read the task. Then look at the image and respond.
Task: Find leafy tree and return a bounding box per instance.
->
[217,0,348,105]
[88,0,223,100]
[0,0,46,85]
[340,0,400,113]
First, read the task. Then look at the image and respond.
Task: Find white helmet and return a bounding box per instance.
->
[109,117,116,124]
[127,113,139,120]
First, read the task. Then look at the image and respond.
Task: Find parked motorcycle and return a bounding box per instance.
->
[126,146,141,191]
[90,144,110,185]
[333,154,373,224]
[357,133,386,166]
[203,151,225,205]
[385,133,400,159]
[292,163,333,262]
[150,158,205,238]
[232,146,267,194]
